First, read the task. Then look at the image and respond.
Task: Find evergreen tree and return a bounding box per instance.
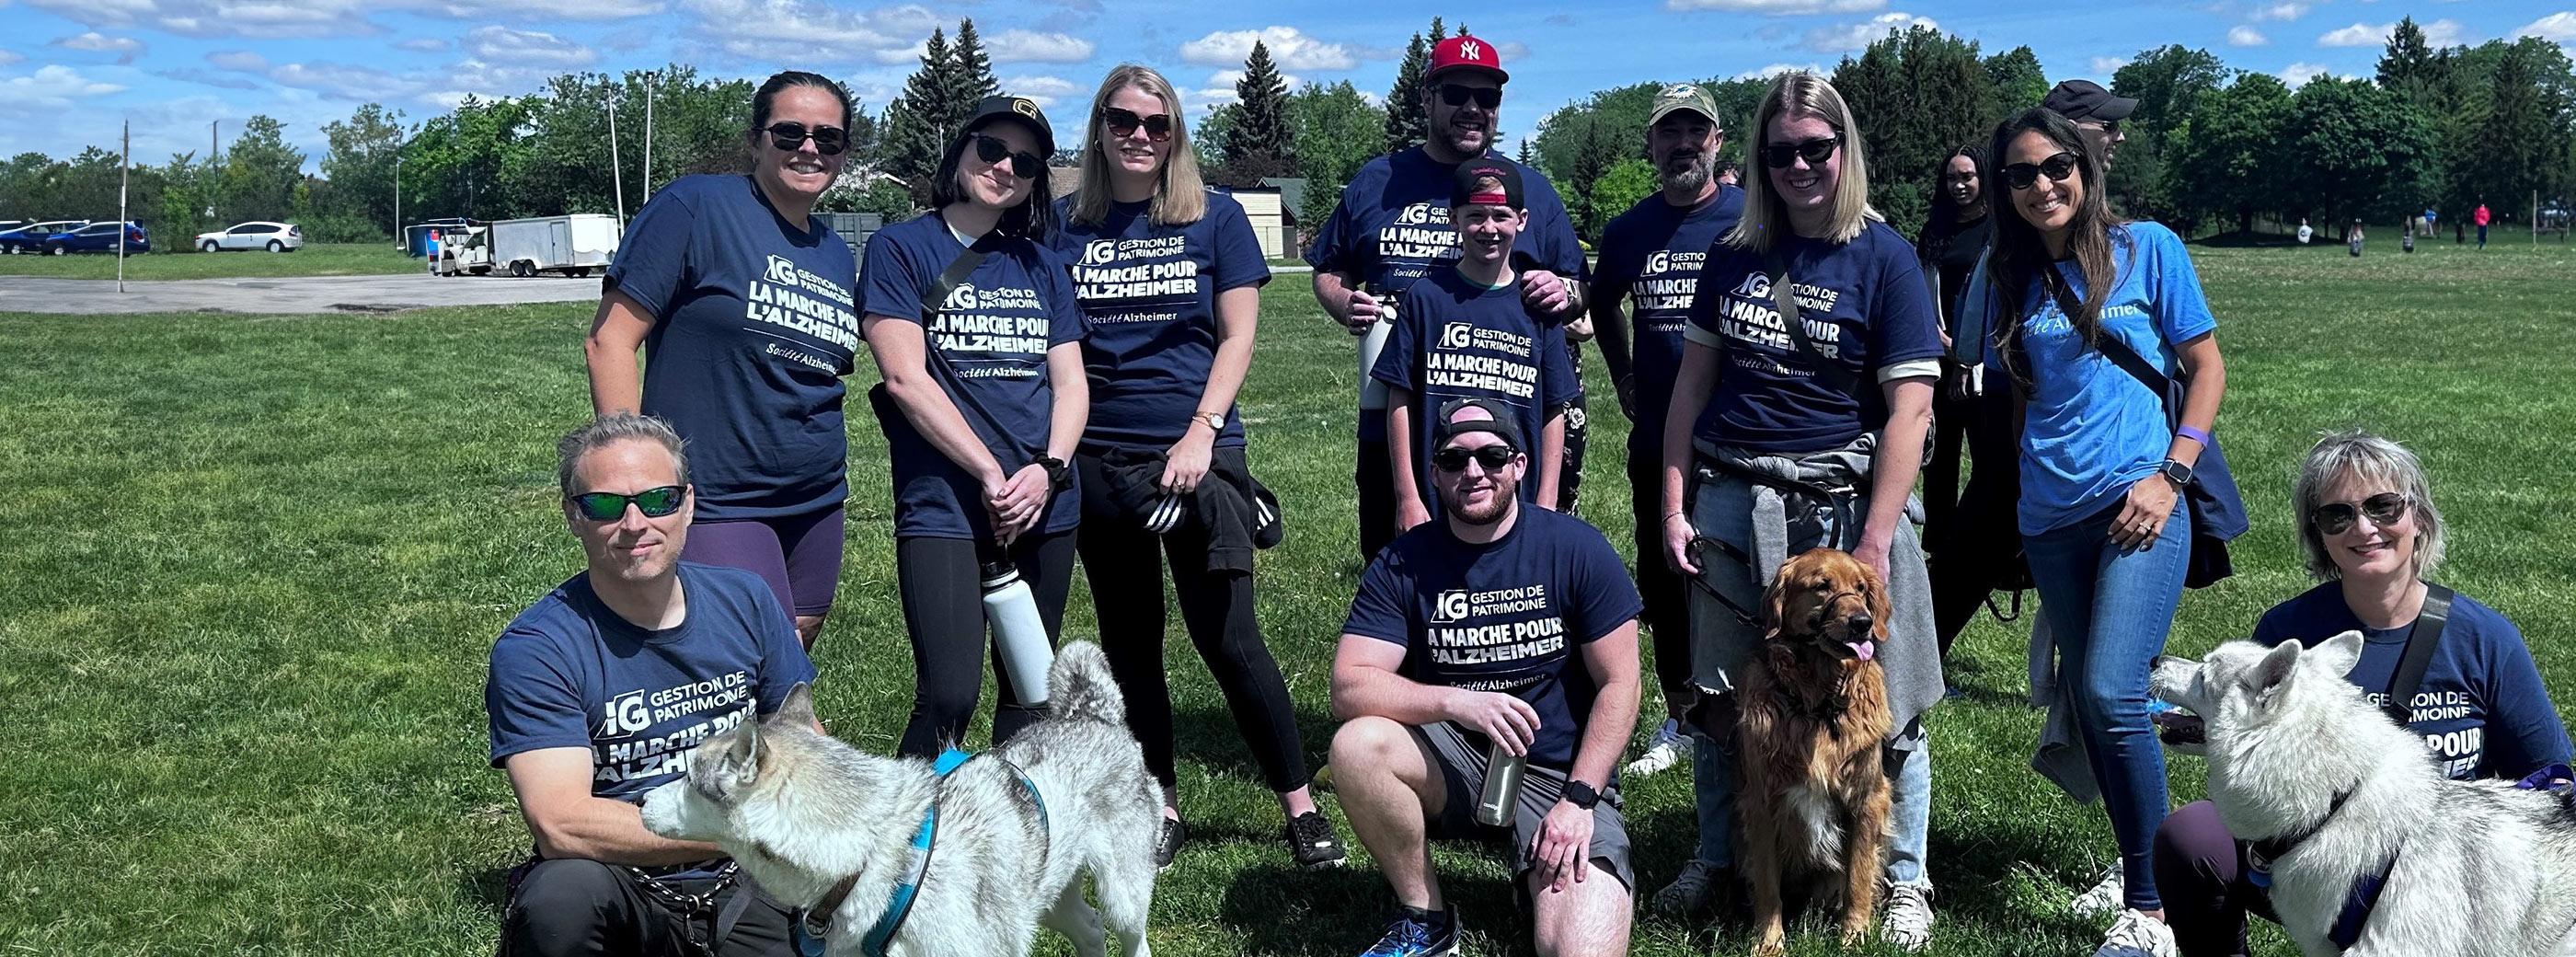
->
[1383,17,1446,154]
[1984,46,2049,114]
[1229,41,1295,165]
[2377,18,2442,109]
[883,29,953,184]
[1570,118,1617,238]
[950,18,1001,121]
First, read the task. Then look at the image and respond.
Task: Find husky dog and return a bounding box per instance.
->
[641,641,1160,957]
[2152,631,2576,957]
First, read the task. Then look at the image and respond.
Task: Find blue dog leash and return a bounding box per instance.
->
[792,748,1049,957]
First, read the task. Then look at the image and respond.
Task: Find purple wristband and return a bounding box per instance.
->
[2176,425,2213,447]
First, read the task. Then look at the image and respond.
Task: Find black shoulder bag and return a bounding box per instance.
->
[2381,583,2456,725]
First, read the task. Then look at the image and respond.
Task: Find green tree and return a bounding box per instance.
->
[1590,158,1659,228]
[1228,41,1295,164]
[2110,45,2226,221]
[883,29,955,185]
[1834,25,1996,236]
[318,102,407,240]
[1985,46,2049,113]
[2167,72,2293,232]
[2377,18,2443,110]
[949,18,1001,118]
[1383,17,1444,154]
[1288,80,1384,225]
[220,116,306,223]
[2282,76,2436,226]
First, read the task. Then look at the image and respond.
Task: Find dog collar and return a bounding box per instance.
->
[793,747,1049,957]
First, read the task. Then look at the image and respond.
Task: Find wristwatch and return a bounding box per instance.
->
[1034,455,1072,491]
[1193,410,1226,432]
[1560,778,1602,811]
[2156,458,2195,489]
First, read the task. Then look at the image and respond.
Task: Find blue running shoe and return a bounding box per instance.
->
[1358,905,1457,957]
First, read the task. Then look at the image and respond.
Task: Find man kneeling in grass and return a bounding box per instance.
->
[1328,398,1643,957]
[486,414,816,956]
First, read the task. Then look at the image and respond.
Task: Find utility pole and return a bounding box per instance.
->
[642,69,656,199]
[608,83,628,225]
[119,120,130,293]
[211,120,219,164]
[393,152,404,249]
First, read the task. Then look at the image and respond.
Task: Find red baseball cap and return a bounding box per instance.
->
[1427,34,1509,84]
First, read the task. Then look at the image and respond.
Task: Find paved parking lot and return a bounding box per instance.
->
[0,272,603,315]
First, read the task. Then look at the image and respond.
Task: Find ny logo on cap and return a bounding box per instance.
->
[1459,40,1483,61]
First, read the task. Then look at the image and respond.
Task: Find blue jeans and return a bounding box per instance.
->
[1691,722,1930,887]
[2023,499,2191,912]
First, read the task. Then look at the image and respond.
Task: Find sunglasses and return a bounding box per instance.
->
[2311,492,2409,536]
[2079,118,2122,135]
[1760,136,1839,169]
[1432,445,1517,473]
[970,132,1044,180]
[569,485,686,522]
[1102,107,1173,143]
[2003,151,2080,190]
[763,121,848,156]
[1437,84,1503,110]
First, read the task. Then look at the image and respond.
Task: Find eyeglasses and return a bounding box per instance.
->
[763,122,848,156]
[1760,137,1839,169]
[2078,118,2122,135]
[970,133,1044,179]
[2003,152,2080,190]
[1438,84,1502,110]
[1431,445,1517,473]
[2311,492,2409,536]
[1102,107,1173,143]
[569,485,686,522]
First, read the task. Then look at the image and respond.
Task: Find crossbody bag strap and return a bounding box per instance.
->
[2044,269,2185,409]
[911,245,1039,463]
[2382,583,2455,725]
[1760,248,1863,398]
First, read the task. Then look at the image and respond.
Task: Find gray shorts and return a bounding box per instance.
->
[1412,721,1637,892]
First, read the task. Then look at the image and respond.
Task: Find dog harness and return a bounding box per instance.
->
[2250,763,2574,951]
[791,748,1050,957]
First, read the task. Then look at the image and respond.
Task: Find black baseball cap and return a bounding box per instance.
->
[2041,79,2137,122]
[965,95,1056,156]
[1451,160,1525,211]
[1434,398,1525,453]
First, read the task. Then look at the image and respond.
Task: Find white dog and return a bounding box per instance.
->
[2153,631,2576,957]
[641,641,1160,957]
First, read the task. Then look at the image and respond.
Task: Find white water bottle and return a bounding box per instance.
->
[980,559,1053,706]
[1357,282,1396,410]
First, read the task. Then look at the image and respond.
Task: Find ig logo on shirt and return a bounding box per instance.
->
[943,282,978,313]
[765,255,800,285]
[1642,250,1672,276]
[1433,589,1472,623]
[1731,271,1774,299]
[1081,240,1119,266]
[597,689,652,737]
[1440,322,1475,350]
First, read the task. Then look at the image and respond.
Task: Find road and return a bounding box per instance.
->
[0,272,602,316]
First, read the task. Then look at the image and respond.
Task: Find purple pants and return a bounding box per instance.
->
[2154,800,2278,957]
[680,507,845,617]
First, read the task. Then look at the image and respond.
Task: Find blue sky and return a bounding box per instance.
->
[1,0,2568,171]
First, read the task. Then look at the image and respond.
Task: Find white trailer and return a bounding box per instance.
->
[441,213,621,277]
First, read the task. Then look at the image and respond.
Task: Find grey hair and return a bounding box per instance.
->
[2294,429,2444,581]
[556,413,690,498]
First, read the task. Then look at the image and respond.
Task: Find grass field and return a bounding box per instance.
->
[3,239,2571,956]
[0,242,419,280]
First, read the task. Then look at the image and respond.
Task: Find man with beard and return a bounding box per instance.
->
[1328,398,1643,957]
[1588,85,1746,802]
[1307,33,1588,561]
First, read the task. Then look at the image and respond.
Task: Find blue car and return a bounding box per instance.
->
[0,220,86,255]
[45,221,150,255]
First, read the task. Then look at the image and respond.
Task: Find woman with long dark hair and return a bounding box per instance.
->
[585,71,860,650]
[859,96,1087,757]
[1981,107,2227,957]
[1914,144,2016,658]
[1052,64,1343,871]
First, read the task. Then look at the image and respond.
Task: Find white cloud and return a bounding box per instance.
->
[1732,62,1822,81]
[24,0,383,39]
[406,0,661,19]
[51,32,145,64]
[0,64,129,118]
[0,52,22,68]
[266,61,429,100]
[678,0,940,65]
[1208,68,1304,91]
[2519,12,2576,42]
[1799,12,1936,52]
[1002,74,1081,108]
[987,29,1094,63]
[2091,55,2131,73]
[394,37,451,52]
[464,25,596,68]
[1665,0,1880,11]
[2249,3,2309,22]
[1193,87,1236,111]
[1179,26,1373,71]
[2228,26,2270,46]
[2278,61,2338,87]
[205,50,270,71]
[2319,19,2468,48]
[2421,19,2470,45]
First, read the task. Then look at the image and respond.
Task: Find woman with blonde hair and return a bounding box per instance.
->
[1052,64,1344,871]
[1651,71,1945,949]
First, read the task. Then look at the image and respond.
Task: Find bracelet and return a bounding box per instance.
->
[2175,424,2213,447]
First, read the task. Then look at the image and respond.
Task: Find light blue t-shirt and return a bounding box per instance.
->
[1984,223,2216,535]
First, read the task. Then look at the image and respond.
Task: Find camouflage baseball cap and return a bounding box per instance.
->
[1648,83,1721,128]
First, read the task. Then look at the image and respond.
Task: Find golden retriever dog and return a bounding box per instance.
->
[1735,548,1894,956]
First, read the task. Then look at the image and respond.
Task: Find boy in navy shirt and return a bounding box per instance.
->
[487,415,816,957]
[1373,160,1579,533]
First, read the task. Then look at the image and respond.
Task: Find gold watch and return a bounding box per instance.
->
[1194,410,1226,432]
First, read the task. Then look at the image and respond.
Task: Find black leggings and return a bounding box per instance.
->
[895,531,1076,757]
[1076,450,1309,796]
[1627,451,1689,701]
[1358,435,1397,560]
[1925,384,2024,656]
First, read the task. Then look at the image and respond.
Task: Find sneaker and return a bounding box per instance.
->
[2069,864,2124,918]
[2093,908,2178,957]
[1358,905,1457,957]
[1650,859,1730,917]
[1153,816,1186,871]
[1880,882,1934,951]
[1622,718,1692,778]
[1287,811,1348,871]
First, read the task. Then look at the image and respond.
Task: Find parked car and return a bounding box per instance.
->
[0,219,88,254]
[45,221,150,255]
[193,221,303,253]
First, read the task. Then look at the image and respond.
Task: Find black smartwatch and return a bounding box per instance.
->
[1560,778,1602,811]
[1034,455,1071,492]
[2156,458,2195,489]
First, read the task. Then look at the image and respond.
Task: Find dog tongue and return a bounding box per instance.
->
[1847,640,1874,662]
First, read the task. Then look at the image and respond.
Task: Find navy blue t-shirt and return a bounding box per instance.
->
[1304,147,1586,442]
[1372,267,1581,518]
[486,562,818,799]
[1050,191,1270,452]
[860,213,1087,540]
[1343,508,1645,770]
[609,174,861,520]
[2254,582,2573,780]
[1684,222,1945,455]
[1593,185,1745,454]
